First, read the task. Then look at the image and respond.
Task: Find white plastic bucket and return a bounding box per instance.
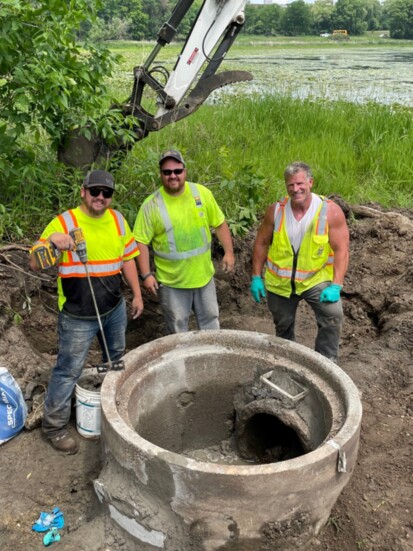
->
[75,373,102,438]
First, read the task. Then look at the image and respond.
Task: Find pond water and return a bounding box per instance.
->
[216,47,413,106]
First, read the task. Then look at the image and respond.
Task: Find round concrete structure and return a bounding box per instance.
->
[95,330,362,551]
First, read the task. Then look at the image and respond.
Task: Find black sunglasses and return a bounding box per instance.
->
[161,168,185,176]
[88,187,113,199]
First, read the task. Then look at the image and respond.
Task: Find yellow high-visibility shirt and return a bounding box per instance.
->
[134,182,225,288]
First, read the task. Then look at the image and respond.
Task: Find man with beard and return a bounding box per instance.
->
[29,170,143,454]
[133,150,234,334]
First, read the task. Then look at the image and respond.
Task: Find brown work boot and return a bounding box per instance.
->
[49,431,79,455]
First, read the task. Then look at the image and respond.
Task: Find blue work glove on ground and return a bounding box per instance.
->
[250,276,266,303]
[319,283,342,303]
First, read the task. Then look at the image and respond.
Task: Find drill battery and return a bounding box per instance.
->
[31,227,87,270]
[31,241,60,270]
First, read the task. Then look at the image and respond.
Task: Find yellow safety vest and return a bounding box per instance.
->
[36,207,139,313]
[56,208,130,278]
[265,196,334,297]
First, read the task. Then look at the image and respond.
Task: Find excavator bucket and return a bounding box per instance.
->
[57,0,252,170]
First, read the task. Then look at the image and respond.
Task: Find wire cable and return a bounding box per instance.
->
[201,0,227,63]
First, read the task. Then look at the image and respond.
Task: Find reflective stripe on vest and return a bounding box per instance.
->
[124,237,138,257]
[273,197,287,233]
[153,183,210,260]
[266,198,333,282]
[58,209,126,277]
[266,256,334,281]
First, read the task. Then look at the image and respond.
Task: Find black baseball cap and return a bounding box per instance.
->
[83,170,115,189]
[159,149,185,167]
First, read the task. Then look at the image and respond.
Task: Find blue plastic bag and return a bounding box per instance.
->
[0,367,28,444]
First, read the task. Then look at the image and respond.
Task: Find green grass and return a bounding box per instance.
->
[234,32,413,49]
[107,36,413,224]
[2,36,413,242]
[3,94,412,242]
[112,94,413,234]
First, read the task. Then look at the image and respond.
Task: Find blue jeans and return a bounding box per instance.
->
[42,299,127,438]
[267,282,343,361]
[158,278,220,334]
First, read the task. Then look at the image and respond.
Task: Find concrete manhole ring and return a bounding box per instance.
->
[95,330,362,551]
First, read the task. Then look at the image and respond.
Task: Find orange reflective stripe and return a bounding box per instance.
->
[58,210,79,263]
[124,237,139,257]
[294,255,334,281]
[67,210,78,263]
[315,199,328,235]
[57,213,69,234]
[109,209,126,236]
[69,210,78,226]
[110,210,121,235]
[59,259,123,277]
[274,198,288,233]
[266,258,292,278]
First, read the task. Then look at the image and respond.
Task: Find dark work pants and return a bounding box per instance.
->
[42,299,127,438]
[267,282,343,361]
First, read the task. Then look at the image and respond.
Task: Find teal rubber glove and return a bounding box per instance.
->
[319,283,342,303]
[250,276,266,303]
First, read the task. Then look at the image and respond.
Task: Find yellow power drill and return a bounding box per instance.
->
[31,227,87,269]
[69,227,87,264]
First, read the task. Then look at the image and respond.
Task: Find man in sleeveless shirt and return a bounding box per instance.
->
[250,161,349,362]
[29,170,143,454]
[133,149,235,334]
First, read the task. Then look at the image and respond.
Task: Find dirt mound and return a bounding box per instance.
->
[0,202,411,550]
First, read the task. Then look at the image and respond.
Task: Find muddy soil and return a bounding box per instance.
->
[0,202,412,551]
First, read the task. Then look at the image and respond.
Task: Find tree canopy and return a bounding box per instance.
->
[243,0,413,37]
[98,0,147,39]
[0,0,136,240]
[282,0,313,35]
[29,0,407,41]
[383,0,413,38]
[0,0,120,160]
[332,0,368,35]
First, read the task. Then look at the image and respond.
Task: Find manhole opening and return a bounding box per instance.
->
[239,413,306,463]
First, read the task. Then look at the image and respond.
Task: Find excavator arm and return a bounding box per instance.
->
[58,0,252,169]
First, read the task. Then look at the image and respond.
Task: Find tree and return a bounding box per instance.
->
[245,4,283,35]
[364,0,383,30]
[383,0,413,38]
[331,0,368,35]
[0,0,129,150]
[281,0,313,36]
[311,0,335,33]
[0,0,137,232]
[141,0,170,39]
[98,0,147,40]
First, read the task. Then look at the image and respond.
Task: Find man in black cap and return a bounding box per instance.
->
[133,149,234,334]
[29,170,143,454]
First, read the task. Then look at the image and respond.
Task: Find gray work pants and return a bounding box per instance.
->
[158,278,220,334]
[267,282,343,361]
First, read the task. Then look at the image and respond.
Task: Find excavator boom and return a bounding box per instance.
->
[58,0,252,169]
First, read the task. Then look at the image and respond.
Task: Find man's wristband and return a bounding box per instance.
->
[139,272,155,282]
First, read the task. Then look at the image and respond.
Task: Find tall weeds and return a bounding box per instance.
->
[116,94,413,233]
[2,95,413,241]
